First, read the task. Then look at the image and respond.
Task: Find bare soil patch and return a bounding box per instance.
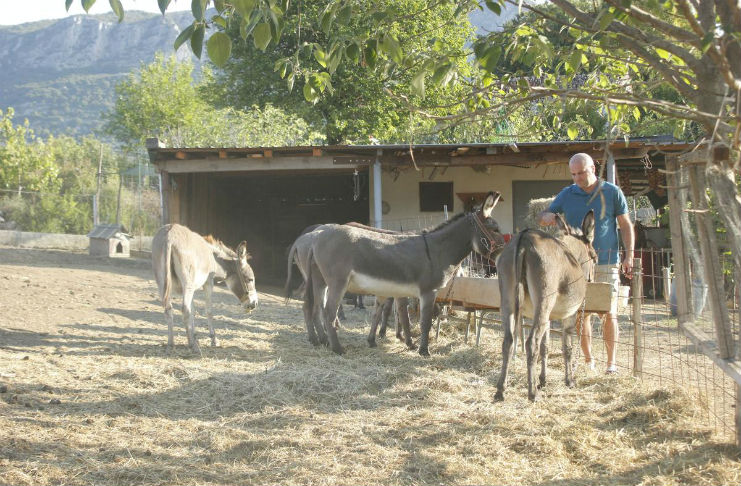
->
[0,246,738,485]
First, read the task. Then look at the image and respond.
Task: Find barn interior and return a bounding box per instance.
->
[167,169,369,284]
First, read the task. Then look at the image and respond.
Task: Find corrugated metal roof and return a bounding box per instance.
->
[87,224,129,239]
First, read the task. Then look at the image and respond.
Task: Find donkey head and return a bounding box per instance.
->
[471,191,505,260]
[555,210,597,282]
[226,242,258,311]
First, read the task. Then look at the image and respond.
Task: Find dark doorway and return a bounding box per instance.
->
[205,171,369,284]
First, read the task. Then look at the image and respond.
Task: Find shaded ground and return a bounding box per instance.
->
[0,246,738,485]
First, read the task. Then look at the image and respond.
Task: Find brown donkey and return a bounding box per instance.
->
[495,210,596,401]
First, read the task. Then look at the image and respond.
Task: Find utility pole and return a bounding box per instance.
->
[94,144,103,226]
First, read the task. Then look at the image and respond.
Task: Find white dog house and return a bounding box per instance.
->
[87,224,130,258]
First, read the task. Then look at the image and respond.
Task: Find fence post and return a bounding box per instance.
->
[632,257,643,377]
[665,155,692,322]
[685,160,735,359]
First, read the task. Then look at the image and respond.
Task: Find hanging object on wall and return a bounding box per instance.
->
[353,169,360,201]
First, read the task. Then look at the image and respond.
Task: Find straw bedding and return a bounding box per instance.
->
[0,247,737,485]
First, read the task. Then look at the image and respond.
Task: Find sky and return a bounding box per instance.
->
[0,0,190,25]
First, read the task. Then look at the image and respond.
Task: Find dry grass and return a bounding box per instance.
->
[0,247,738,485]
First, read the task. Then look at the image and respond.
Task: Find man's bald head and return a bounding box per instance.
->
[568,153,598,191]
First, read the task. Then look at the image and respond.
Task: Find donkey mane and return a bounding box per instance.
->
[423,212,468,233]
[203,234,239,259]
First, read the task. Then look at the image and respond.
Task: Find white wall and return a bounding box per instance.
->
[378,163,573,233]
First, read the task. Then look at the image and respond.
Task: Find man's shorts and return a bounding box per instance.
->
[595,264,620,317]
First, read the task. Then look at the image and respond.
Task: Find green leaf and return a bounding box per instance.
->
[303,83,319,103]
[213,0,226,13]
[567,125,579,140]
[233,0,257,18]
[567,50,582,71]
[157,0,171,15]
[207,32,232,67]
[82,0,96,13]
[411,70,425,98]
[190,23,205,59]
[327,46,342,73]
[477,45,501,72]
[313,48,328,68]
[286,71,295,92]
[381,35,403,64]
[109,0,124,22]
[364,44,377,69]
[320,6,335,33]
[65,0,73,11]
[191,0,206,21]
[655,47,670,60]
[253,23,272,50]
[212,15,227,28]
[174,23,195,51]
[345,42,360,64]
[485,0,501,15]
[336,5,352,25]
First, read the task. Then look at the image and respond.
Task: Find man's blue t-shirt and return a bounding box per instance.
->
[548,180,628,265]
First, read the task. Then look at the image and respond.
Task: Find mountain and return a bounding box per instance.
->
[0,11,202,138]
[0,5,519,140]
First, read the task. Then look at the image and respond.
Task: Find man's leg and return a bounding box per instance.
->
[603,313,619,372]
[575,312,593,367]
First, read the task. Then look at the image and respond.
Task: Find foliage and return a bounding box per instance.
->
[103,53,207,147]
[206,0,476,144]
[0,108,59,194]
[104,53,324,147]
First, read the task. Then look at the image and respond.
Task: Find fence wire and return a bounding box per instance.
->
[445,245,739,443]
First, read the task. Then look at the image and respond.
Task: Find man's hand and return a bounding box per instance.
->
[538,211,557,226]
[621,255,634,279]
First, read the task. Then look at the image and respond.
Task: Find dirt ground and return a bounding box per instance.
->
[0,246,738,486]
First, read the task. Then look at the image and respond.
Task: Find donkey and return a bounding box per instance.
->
[300,191,504,356]
[494,210,596,402]
[152,224,258,352]
[285,223,414,348]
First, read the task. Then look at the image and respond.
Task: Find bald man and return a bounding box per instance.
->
[538,153,634,374]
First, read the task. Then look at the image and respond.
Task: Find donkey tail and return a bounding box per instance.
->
[513,230,529,333]
[162,239,174,306]
[283,242,299,303]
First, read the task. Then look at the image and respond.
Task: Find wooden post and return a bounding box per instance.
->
[665,156,691,322]
[94,144,103,226]
[686,162,735,359]
[632,257,643,377]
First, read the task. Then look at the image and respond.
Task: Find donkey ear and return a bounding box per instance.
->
[482,191,501,218]
[581,210,595,243]
[554,213,570,234]
[236,241,250,261]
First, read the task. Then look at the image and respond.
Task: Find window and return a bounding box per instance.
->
[419,182,454,212]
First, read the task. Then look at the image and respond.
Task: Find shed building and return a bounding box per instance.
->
[147,137,692,283]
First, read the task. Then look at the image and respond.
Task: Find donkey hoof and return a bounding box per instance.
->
[367,340,377,348]
[537,381,546,390]
[378,329,387,338]
[418,348,430,357]
[406,342,418,351]
[332,346,345,355]
[528,393,541,402]
[494,391,505,402]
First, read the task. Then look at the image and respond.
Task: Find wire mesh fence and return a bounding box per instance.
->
[439,245,739,443]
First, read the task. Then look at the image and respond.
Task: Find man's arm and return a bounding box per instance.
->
[617,213,635,278]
